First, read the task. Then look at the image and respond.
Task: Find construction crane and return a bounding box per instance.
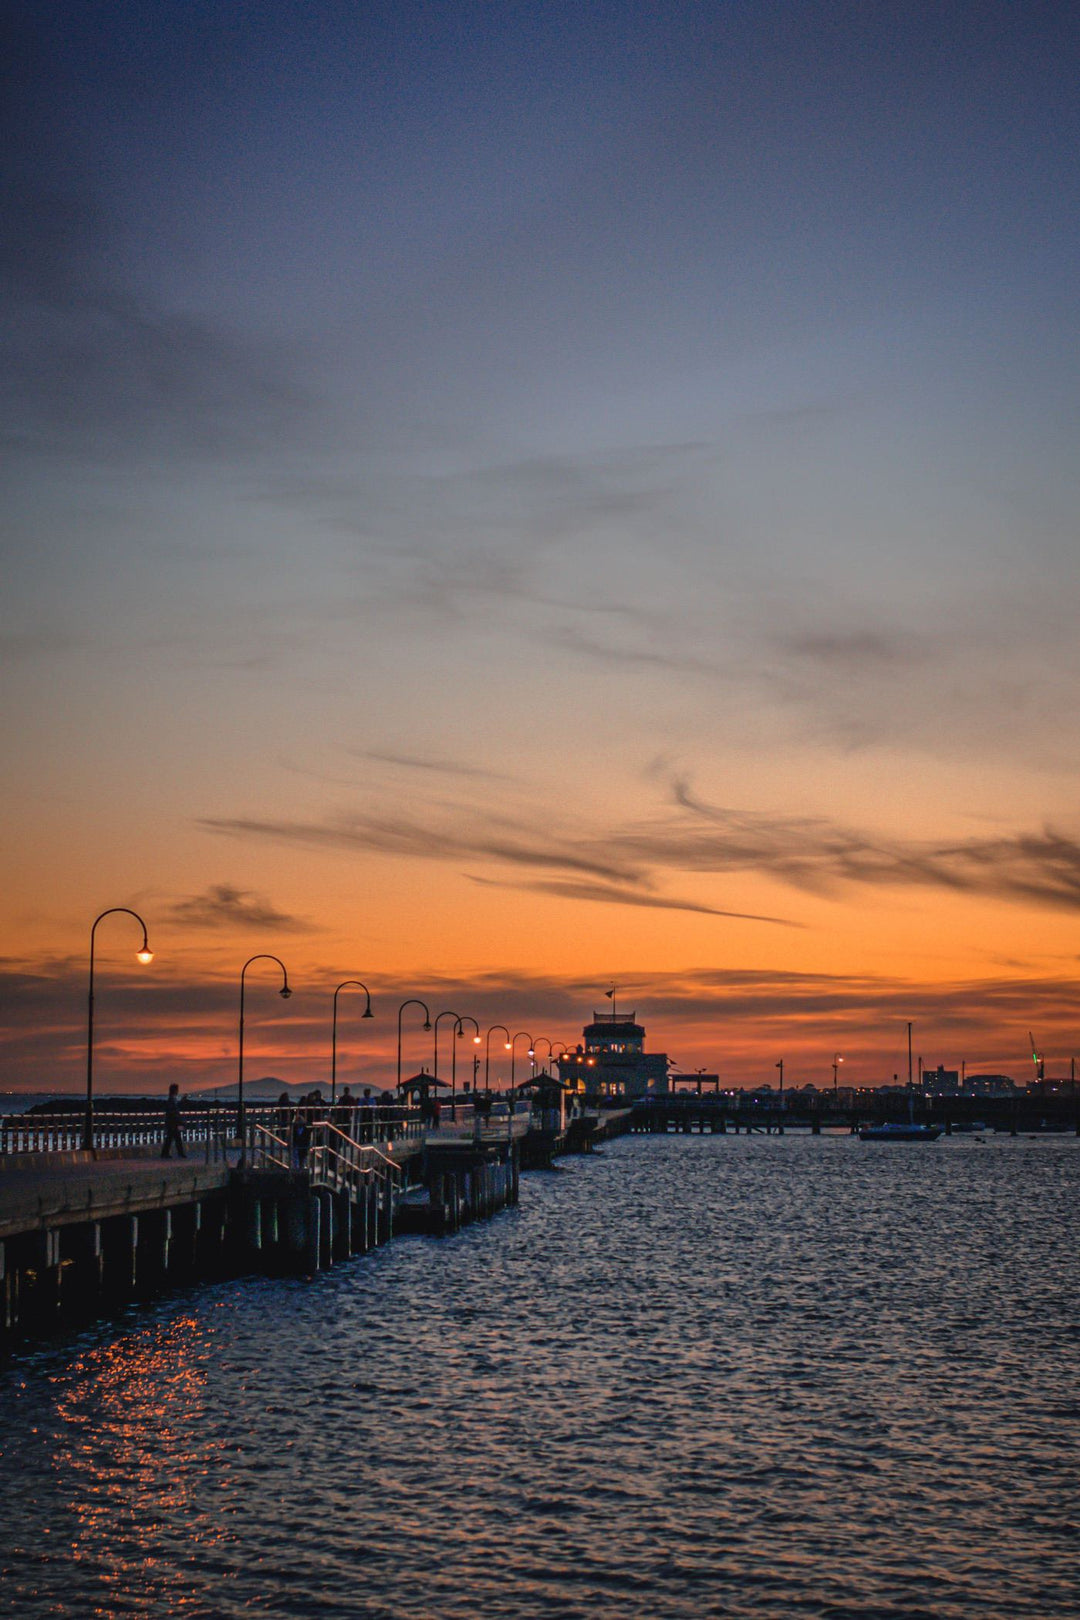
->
[1028,1032,1045,1082]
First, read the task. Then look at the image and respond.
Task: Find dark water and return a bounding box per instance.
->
[2,1133,1078,1619]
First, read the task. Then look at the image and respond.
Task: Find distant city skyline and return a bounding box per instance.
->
[4,2,1079,1092]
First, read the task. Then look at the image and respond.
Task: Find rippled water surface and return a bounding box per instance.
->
[3,1133,1078,1619]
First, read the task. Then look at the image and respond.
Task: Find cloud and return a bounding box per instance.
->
[780,631,923,672]
[168,885,317,933]
[1,21,309,465]
[204,775,1080,919]
[668,779,1080,912]
[550,623,718,677]
[201,810,643,887]
[358,748,516,783]
[468,874,798,927]
[3,956,1077,1094]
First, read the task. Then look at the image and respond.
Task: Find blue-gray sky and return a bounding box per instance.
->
[4,1,1080,1089]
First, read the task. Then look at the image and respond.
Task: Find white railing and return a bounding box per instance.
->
[0,1104,234,1160]
[1,1098,527,1160]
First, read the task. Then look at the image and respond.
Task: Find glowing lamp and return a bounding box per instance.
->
[136,948,154,965]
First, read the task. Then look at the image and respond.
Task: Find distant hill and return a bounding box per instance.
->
[186,1077,307,1100]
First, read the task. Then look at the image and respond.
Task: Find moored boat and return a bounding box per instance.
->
[859,1121,940,1142]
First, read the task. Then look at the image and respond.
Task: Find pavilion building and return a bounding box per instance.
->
[558,1009,669,1100]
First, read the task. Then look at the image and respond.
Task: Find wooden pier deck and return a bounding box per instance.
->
[0,1105,532,1348]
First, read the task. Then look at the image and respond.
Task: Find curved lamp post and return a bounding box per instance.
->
[532,1036,554,1074]
[832,1052,843,1094]
[433,1009,463,1084]
[331,980,373,1104]
[452,1016,480,1099]
[484,1024,511,1093]
[396,998,432,1091]
[85,907,154,1152]
[510,1031,535,1091]
[238,955,292,1144]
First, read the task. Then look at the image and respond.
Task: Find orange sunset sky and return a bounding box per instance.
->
[4,4,1080,1094]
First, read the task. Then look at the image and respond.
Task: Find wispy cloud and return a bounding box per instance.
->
[2,25,310,466]
[358,748,516,783]
[550,623,718,677]
[203,777,1080,918]
[468,874,798,926]
[668,779,1080,911]
[780,630,923,672]
[169,884,317,934]
[201,809,643,887]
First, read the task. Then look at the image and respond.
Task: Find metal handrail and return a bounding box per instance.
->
[249,1122,292,1172]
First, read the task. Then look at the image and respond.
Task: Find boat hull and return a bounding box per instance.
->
[859,1124,941,1141]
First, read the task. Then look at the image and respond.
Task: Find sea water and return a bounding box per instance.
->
[2,1132,1077,1619]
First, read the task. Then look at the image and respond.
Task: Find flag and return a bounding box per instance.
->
[605,987,614,999]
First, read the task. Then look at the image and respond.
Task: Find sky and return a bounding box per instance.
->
[3,0,1080,1094]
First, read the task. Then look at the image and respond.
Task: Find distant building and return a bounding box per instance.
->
[670,1072,721,1092]
[922,1065,960,1094]
[558,1010,670,1100]
[964,1073,1016,1096]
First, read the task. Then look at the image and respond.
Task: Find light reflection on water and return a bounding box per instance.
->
[2,1133,1078,1619]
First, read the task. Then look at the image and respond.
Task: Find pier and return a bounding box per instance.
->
[629,1091,1080,1136]
[0,1099,536,1348]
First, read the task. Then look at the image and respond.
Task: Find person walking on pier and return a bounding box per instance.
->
[291,1106,310,1170]
[161,1084,186,1159]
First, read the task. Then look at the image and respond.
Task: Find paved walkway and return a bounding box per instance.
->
[0,1156,230,1239]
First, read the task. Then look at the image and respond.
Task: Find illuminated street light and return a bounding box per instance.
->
[833,1053,843,1093]
[331,980,373,1105]
[510,1031,534,1090]
[484,1024,511,1093]
[433,1009,465,1085]
[85,907,154,1152]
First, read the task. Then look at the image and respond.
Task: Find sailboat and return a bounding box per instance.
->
[860,1022,941,1139]
[860,1089,940,1142]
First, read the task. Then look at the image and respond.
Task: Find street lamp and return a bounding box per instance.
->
[533,1036,554,1074]
[832,1053,843,1093]
[396,998,432,1091]
[776,1058,784,1108]
[433,1009,466,1084]
[484,1024,511,1093]
[331,980,373,1104]
[85,907,154,1152]
[510,1031,534,1091]
[238,955,292,1144]
[450,1016,480,1099]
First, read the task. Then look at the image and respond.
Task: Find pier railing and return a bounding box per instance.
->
[247,1119,402,1193]
[0,1096,538,1160]
[1,1103,236,1159]
[0,1101,425,1159]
